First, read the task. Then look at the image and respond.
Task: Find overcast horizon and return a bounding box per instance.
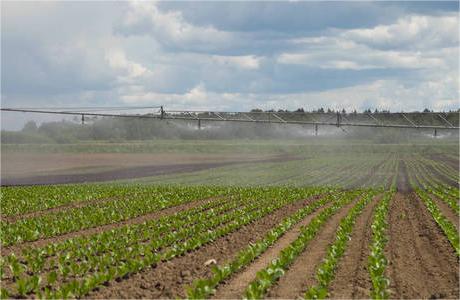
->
[1,1,459,130]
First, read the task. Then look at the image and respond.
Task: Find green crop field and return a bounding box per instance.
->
[0,139,459,299]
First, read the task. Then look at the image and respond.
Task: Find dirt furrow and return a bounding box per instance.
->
[328,194,381,298]
[397,160,412,192]
[429,194,459,232]
[429,154,460,171]
[3,196,222,255]
[386,192,459,299]
[425,164,459,188]
[86,195,324,299]
[213,198,335,299]
[265,196,362,299]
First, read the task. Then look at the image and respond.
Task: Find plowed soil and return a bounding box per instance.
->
[397,160,412,192]
[265,196,362,299]
[214,198,336,299]
[86,194,324,299]
[385,192,459,299]
[328,195,380,298]
[429,194,459,231]
[1,155,300,186]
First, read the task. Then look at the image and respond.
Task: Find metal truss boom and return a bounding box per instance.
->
[1,107,459,130]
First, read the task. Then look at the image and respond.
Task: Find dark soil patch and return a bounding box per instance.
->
[86,194,324,299]
[397,160,412,193]
[1,155,301,186]
[385,192,459,299]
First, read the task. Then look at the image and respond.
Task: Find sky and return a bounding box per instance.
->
[1,0,459,124]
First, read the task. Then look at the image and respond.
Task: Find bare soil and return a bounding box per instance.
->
[1,154,299,186]
[1,153,269,178]
[328,194,381,298]
[265,196,361,299]
[86,195,324,299]
[396,160,412,193]
[214,198,335,299]
[429,194,459,232]
[385,192,459,299]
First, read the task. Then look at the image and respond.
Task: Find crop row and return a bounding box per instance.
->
[1,185,229,246]
[304,191,378,299]
[322,159,383,188]
[406,159,459,215]
[2,194,245,277]
[1,184,172,217]
[337,160,382,189]
[1,187,327,298]
[1,195,250,298]
[3,188,326,270]
[149,153,393,189]
[419,156,459,186]
[357,156,395,189]
[185,190,347,299]
[415,188,459,256]
[368,191,394,299]
[421,156,459,182]
[243,190,374,299]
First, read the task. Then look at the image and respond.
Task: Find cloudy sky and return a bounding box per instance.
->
[1,0,459,117]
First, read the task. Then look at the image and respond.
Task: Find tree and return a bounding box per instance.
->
[23,121,38,132]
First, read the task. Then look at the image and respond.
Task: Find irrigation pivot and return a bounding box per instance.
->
[1,107,459,130]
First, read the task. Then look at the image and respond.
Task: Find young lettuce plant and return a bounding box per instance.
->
[305,191,377,299]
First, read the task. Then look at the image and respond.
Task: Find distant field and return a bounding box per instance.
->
[1,139,459,299]
[1,139,458,188]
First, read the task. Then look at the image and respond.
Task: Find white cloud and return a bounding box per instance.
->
[278,53,380,70]
[105,49,152,82]
[118,73,459,113]
[342,14,459,50]
[278,46,445,70]
[211,55,261,70]
[118,1,234,52]
[279,14,456,72]
[121,84,211,109]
